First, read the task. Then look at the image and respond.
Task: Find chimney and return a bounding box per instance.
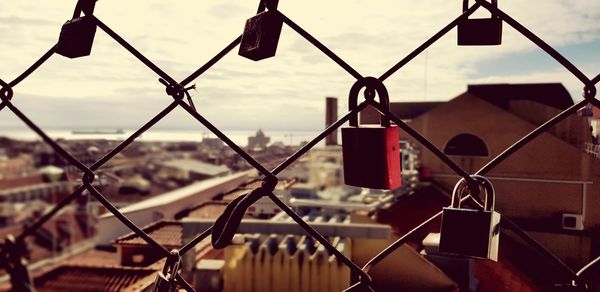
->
[325,97,338,145]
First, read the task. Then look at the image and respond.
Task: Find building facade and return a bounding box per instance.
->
[402,84,598,268]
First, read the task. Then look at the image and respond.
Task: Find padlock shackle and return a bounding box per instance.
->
[162,250,181,276]
[72,0,96,19]
[450,175,495,211]
[348,77,391,127]
[463,0,498,18]
[256,0,279,13]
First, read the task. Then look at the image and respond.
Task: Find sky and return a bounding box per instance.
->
[0,0,599,133]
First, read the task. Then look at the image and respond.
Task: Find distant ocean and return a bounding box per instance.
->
[0,128,339,147]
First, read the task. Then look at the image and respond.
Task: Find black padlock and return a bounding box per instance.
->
[439,175,500,261]
[457,0,502,46]
[56,0,97,58]
[238,3,283,61]
[152,250,181,292]
[341,77,401,190]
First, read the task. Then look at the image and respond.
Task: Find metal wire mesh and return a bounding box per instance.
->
[0,0,599,290]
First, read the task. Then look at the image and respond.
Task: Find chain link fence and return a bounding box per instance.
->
[0,0,599,290]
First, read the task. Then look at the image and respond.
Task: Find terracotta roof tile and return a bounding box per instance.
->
[186,201,228,219]
[113,220,183,248]
[220,188,250,202]
[0,175,45,191]
[33,265,156,292]
[241,179,262,190]
[63,248,121,267]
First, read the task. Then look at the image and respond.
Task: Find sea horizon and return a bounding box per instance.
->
[0,128,338,147]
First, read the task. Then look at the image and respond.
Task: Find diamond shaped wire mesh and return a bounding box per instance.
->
[0,0,599,290]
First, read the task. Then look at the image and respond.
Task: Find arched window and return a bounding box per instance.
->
[444,133,488,156]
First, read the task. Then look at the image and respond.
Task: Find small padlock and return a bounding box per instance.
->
[152,250,181,292]
[238,2,283,61]
[457,0,502,46]
[341,77,401,190]
[439,175,500,261]
[56,0,97,58]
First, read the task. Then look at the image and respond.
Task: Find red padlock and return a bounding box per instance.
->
[342,77,401,189]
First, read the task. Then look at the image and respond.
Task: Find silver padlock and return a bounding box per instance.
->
[439,175,500,261]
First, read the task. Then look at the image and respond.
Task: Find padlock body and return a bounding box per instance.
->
[341,125,401,189]
[239,11,283,61]
[439,207,500,261]
[457,18,502,46]
[56,16,97,58]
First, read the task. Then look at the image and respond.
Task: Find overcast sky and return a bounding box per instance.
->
[0,0,599,133]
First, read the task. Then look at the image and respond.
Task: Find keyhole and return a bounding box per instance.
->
[364,88,375,100]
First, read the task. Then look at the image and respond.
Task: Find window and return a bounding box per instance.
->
[132,254,145,264]
[444,133,488,156]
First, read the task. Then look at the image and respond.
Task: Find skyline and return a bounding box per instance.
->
[0,0,599,131]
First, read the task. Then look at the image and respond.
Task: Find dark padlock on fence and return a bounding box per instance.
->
[56,0,97,58]
[457,0,502,46]
[152,250,181,292]
[439,175,500,261]
[238,0,283,61]
[341,77,401,190]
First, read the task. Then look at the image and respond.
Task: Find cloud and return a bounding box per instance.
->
[0,15,55,27]
[0,0,598,132]
[207,3,247,19]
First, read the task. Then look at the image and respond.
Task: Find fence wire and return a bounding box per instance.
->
[0,0,599,291]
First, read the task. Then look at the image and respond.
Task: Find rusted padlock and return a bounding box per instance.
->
[457,0,502,46]
[342,77,401,190]
[238,0,283,61]
[439,175,500,261]
[56,0,97,58]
